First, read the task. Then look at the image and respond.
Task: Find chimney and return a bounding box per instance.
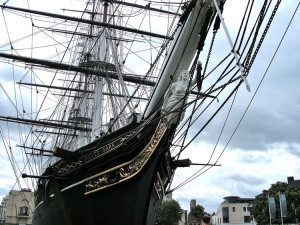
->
[287,176,294,184]
[190,199,196,211]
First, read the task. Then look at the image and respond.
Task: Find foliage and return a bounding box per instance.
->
[189,204,206,222]
[252,182,300,225]
[155,199,182,225]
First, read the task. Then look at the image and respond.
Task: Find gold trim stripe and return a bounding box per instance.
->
[84,120,168,195]
[55,112,158,176]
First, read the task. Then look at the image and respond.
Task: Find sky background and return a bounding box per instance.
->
[0,0,300,215]
[172,1,300,213]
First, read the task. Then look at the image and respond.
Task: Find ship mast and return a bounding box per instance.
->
[91,0,107,139]
[0,0,182,156]
[144,0,216,118]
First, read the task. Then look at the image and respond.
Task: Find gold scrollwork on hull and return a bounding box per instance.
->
[55,130,138,175]
[154,172,164,200]
[54,112,158,176]
[84,120,168,195]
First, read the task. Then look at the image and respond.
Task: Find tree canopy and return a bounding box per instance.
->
[155,199,182,225]
[189,204,207,223]
[252,182,300,225]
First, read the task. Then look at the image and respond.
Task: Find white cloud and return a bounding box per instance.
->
[0,0,299,220]
[172,142,300,213]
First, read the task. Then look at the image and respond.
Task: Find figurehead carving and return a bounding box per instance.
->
[162,70,196,124]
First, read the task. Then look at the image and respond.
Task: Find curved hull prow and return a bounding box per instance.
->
[32,117,174,225]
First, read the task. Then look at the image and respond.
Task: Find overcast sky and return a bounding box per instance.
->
[172,1,300,213]
[0,0,300,215]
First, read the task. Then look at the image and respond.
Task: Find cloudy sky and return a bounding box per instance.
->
[0,0,300,215]
[172,1,300,213]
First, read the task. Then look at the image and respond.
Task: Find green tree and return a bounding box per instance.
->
[189,205,206,222]
[252,182,300,225]
[155,200,182,225]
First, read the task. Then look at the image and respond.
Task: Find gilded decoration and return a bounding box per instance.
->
[54,112,157,176]
[56,130,138,175]
[85,120,167,195]
[154,173,164,199]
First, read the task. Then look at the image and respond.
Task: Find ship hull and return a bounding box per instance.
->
[32,155,161,225]
[32,117,173,225]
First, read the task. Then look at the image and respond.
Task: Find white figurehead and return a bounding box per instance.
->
[162,70,196,124]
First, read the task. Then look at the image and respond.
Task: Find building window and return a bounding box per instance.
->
[232,207,235,212]
[243,207,247,212]
[19,206,29,216]
[223,217,229,223]
[247,207,252,213]
[222,207,229,223]
[244,216,251,223]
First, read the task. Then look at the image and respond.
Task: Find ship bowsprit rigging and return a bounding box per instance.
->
[0,0,294,224]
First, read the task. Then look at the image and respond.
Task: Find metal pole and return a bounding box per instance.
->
[294,204,298,224]
[0,5,171,40]
[212,0,251,92]
[268,195,272,225]
[279,193,284,225]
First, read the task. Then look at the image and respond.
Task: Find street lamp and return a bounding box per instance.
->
[292,203,298,224]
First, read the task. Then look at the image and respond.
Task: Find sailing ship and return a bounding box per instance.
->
[0,0,288,224]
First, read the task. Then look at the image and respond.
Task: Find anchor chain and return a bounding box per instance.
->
[203,30,217,77]
[175,4,222,158]
[203,0,224,77]
[245,0,282,74]
[244,0,268,71]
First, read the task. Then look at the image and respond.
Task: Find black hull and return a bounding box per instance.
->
[33,154,161,225]
[32,116,174,225]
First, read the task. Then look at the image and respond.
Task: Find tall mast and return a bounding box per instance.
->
[0,5,171,40]
[144,0,216,117]
[91,0,108,139]
[0,0,183,155]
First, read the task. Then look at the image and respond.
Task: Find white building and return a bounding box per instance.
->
[179,209,188,225]
[212,196,256,225]
[190,199,196,210]
[0,195,8,224]
[1,188,34,225]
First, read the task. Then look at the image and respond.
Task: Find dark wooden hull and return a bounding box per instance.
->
[32,116,174,225]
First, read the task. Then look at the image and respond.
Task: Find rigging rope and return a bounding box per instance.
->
[233,0,253,51]
[175,1,227,157]
[172,90,238,191]
[0,127,35,211]
[171,0,297,191]
[173,0,282,158]
[245,0,282,75]
[93,8,182,142]
[0,0,92,169]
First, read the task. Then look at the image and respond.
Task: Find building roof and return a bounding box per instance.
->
[287,176,300,188]
[223,196,255,204]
